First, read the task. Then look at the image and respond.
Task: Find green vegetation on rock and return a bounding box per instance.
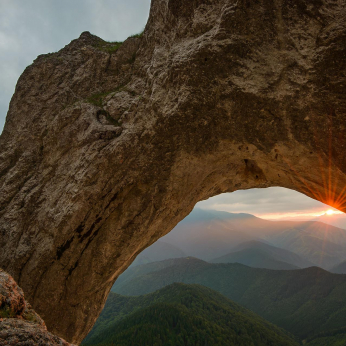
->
[0,306,16,318]
[93,39,123,54]
[129,30,144,39]
[92,29,143,55]
[86,92,113,108]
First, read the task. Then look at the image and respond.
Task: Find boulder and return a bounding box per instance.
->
[0,269,74,346]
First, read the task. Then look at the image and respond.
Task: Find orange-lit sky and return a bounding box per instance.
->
[197,187,345,222]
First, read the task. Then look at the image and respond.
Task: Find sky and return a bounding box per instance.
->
[0,0,151,132]
[196,187,343,221]
[0,1,344,222]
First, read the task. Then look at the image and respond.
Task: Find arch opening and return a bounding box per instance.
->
[0,0,345,343]
[141,187,346,269]
[83,187,346,345]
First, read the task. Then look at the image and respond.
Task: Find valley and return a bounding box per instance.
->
[139,209,346,270]
[83,208,346,345]
[83,283,299,346]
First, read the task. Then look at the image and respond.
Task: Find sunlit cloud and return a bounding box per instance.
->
[197,187,345,221]
[259,208,343,221]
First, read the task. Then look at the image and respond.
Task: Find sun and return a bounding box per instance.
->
[326,209,337,215]
[319,209,343,217]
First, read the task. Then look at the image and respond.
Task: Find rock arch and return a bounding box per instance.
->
[0,0,345,343]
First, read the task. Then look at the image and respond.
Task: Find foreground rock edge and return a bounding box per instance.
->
[0,268,75,346]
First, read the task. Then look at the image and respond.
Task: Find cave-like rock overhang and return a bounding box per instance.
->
[0,0,345,343]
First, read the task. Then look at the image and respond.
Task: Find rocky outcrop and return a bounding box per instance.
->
[0,0,345,343]
[0,269,73,345]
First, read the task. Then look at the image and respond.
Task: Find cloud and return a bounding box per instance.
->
[196,187,336,219]
[0,0,151,133]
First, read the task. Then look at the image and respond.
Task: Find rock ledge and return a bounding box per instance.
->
[0,269,74,346]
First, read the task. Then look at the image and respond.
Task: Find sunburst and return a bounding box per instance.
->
[325,209,339,216]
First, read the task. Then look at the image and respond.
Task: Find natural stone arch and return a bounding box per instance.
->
[0,0,345,343]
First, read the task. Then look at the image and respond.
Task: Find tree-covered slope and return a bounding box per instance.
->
[83,283,299,346]
[112,258,346,339]
[112,257,203,293]
[305,327,346,346]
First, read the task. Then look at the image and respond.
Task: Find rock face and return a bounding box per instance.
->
[0,0,345,343]
[0,269,74,345]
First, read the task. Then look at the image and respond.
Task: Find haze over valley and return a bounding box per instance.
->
[83,191,346,345]
[138,207,346,270]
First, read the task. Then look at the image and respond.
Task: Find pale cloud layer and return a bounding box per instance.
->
[0,1,342,218]
[0,0,151,133]
[197,187,341,220]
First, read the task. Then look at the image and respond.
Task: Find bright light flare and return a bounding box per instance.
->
[325,209,339,216]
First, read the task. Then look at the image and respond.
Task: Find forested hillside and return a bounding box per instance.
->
[83,283,299,346]
[305,327,346,346]
[112,258,346,339]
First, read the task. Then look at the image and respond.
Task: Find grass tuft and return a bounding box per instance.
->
[86,92,112,108]
[0,307,16,318]
[93,40,123,54]
[129,30,144,39]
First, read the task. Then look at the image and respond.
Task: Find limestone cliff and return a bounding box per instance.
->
[0,0,345,343]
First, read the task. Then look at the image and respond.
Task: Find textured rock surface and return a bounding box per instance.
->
[0,269,73,345]
[0,0,345,343]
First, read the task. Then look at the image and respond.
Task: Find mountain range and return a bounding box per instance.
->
[83,209,346,346]
[85,207,346,345]
[313,213,346,230]
[154,208,346,269]
[210,240,313,270]
[129,240,186,267]
[111,257,346,340]
[330,260,346,274]
[83,283,299,346]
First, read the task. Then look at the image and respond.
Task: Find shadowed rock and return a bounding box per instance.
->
[0,0,345,343]
[0,269,74,345]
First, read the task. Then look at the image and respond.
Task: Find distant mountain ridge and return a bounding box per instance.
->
[313,213,346,230]
[84,283,299,346]
[212,247,298,270]
[210,240,313,270]
[330,260,346,274]
[178,208,257,224]
[266,225,346,269]
[160,209,259,260]
[156,208,346,269]
[112,257,346,339]
[130,240,186,267]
